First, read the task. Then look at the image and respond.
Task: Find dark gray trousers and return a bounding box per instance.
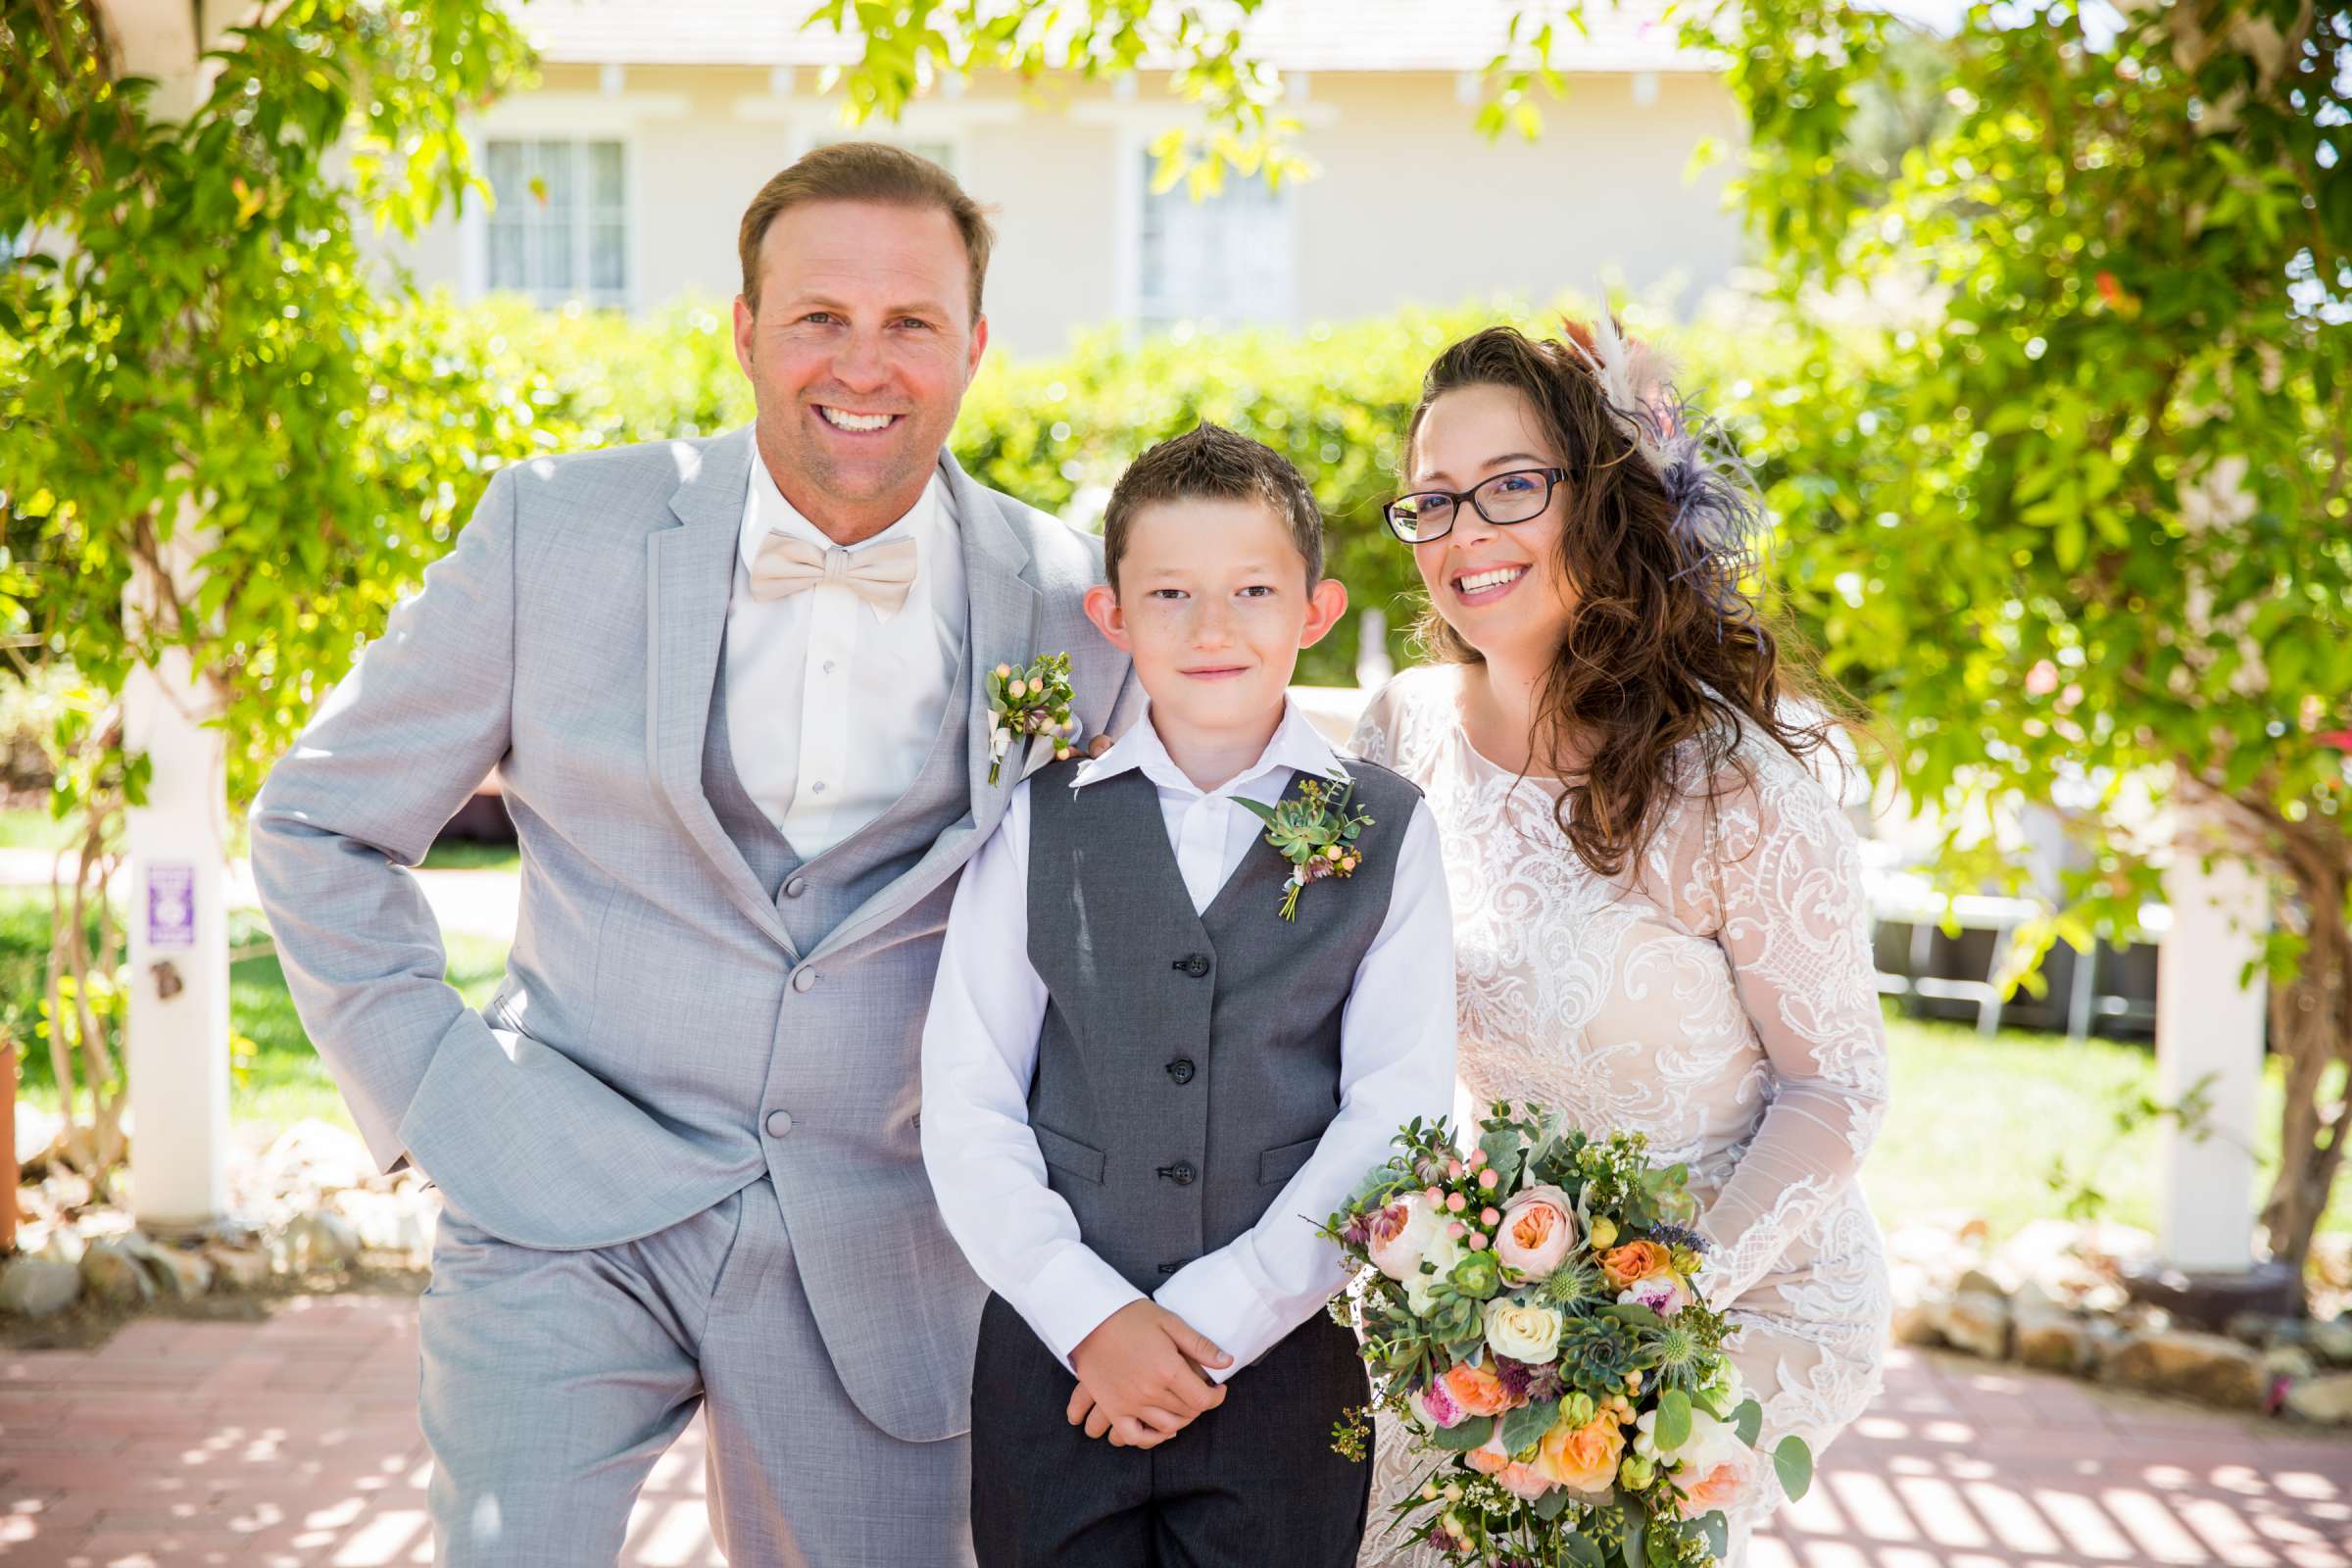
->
[970,1293,1371,1568]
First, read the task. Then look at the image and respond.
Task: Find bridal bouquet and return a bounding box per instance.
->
[1323,1105,1811,1567]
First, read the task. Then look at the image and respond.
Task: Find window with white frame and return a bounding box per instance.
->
[483,138,629,308]
[1136,152,1296,331]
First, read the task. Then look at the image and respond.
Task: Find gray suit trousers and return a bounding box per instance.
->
[422,1179,973,1567]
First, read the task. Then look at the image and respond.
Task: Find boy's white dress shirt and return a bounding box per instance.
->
[920,698,1456,1381]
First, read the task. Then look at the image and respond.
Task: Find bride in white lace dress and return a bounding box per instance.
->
[1349,323,1889,1567]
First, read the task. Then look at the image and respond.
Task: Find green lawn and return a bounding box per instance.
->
[416,839,521,873]
[1876,1011,2352,1244]
[5,887,2345,1245]
[0,808,75,851]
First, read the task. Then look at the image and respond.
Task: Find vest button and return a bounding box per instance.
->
[792,968,819,993]
[1165,1057,1197,1085]
[783,876,808,899]
[1173,954,1211,978]
[1156,1261,1183,1276]
[763,1109,795,1138]
[1157,1161,1197,1187]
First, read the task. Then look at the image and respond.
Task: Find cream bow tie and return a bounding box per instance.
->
[749,533,919,617]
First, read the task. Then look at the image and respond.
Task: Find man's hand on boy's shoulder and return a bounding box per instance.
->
[1064,1300,1234,1448]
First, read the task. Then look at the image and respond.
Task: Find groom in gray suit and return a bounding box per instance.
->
[250,143,1134,1565]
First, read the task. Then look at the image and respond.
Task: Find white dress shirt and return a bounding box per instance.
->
[920,699,1457,1381]
[725,455,968,858]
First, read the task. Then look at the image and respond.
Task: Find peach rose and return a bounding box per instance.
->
[1496,1462,1556,1501]
[1599,1240,1674,1290]
[1494,1184,1577,1279]
[1464,1432,1511,1476]
[1637,1405,1759,1519]
[1533,1413,1627,1496]
[1677,1450,1758,1519]
[1438,1359,1516,1418]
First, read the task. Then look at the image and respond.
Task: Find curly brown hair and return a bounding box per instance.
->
[1406,322,1853,880]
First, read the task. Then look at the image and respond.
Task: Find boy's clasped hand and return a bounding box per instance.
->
[1064,1299,1235,1447]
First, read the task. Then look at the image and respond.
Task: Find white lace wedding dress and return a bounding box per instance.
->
[1349,666,1890,1568]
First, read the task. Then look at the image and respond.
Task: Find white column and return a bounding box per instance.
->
[2153,825,2268,1272]
[97,0,241,1237]
[122,527,232,1235]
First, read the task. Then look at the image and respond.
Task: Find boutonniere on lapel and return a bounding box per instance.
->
[1239,775,1374,921]
[986,653,1078,786]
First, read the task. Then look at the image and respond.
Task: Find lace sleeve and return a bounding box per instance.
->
[1347,669,1415,768]
[1690,751,1889,1305]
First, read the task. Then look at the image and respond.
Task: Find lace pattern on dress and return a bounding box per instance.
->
[1349,667,1889,1568]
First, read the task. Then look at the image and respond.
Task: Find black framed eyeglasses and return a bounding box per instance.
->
[1382,467,1568,544]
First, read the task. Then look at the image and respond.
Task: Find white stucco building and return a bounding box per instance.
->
[387,0,1749,353]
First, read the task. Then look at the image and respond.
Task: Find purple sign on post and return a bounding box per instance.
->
[147,863,197,951]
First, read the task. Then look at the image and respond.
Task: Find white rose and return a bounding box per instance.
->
[1403,1230,1465,1315]
[1482,1297,1565,1363]
[1635,1404,1746,1472]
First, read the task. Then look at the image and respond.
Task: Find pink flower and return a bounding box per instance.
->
[1464,1432,1511,1475]
[1494,1184,1577,1280]
[1620,1272,1692,1318]
[1412,1376,1469,1430]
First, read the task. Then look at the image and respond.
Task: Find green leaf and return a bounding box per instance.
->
[1559,1525,1602,1562]
[1619,1508,1646,1568]
[1700,1510,1731,1561]
[1656,1388,1691,1451]
[1774,1435,1814,1501]
[1731,1397,1763,1448]
[1428,1414,1494,1451]
[1499,1396,1558,1457]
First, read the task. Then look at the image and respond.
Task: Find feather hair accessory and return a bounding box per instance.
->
[1561,313,1770,636]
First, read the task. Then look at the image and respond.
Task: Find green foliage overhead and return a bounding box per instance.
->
[0,0,530,805]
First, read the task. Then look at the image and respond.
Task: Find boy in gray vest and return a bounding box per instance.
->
[920,423,1457,1566]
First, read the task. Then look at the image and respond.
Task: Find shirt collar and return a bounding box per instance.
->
[1072,696,1351,801]
[738,450,945,578]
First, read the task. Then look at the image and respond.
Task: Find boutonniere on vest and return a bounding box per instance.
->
[986,653,1078,786]
[1239,776,1373,921]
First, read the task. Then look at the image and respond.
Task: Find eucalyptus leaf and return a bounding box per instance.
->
[1428,1415,1494,1451]
[1498,1396,1558,1457]
[1656,1388,1691,1451]
[1619,1507,1646,1568]
[1774,1435,1814,1501]
[1731,1397,1763,1448]
[1700,1510,1730,1562]
[1536,1489,1576,1524]
[1560,1526,1601,1564]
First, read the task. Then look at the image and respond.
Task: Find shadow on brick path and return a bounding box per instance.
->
[2,1297,2346,1566]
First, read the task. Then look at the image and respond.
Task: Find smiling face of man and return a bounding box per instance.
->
[732,198,988,544]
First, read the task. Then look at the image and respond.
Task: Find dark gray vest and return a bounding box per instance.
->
[700,644,974,953]
[1023,758,1423,1292]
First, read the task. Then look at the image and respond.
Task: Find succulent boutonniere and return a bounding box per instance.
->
[987,653,1078,786]
[1238,775,1374,920]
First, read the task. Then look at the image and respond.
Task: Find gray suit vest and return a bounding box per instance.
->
[1022,758,1423,1292]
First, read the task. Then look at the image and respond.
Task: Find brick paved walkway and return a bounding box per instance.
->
[1,1295,2346,1566]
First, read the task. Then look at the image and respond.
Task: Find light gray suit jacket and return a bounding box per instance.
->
[249,425,1136,1442]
